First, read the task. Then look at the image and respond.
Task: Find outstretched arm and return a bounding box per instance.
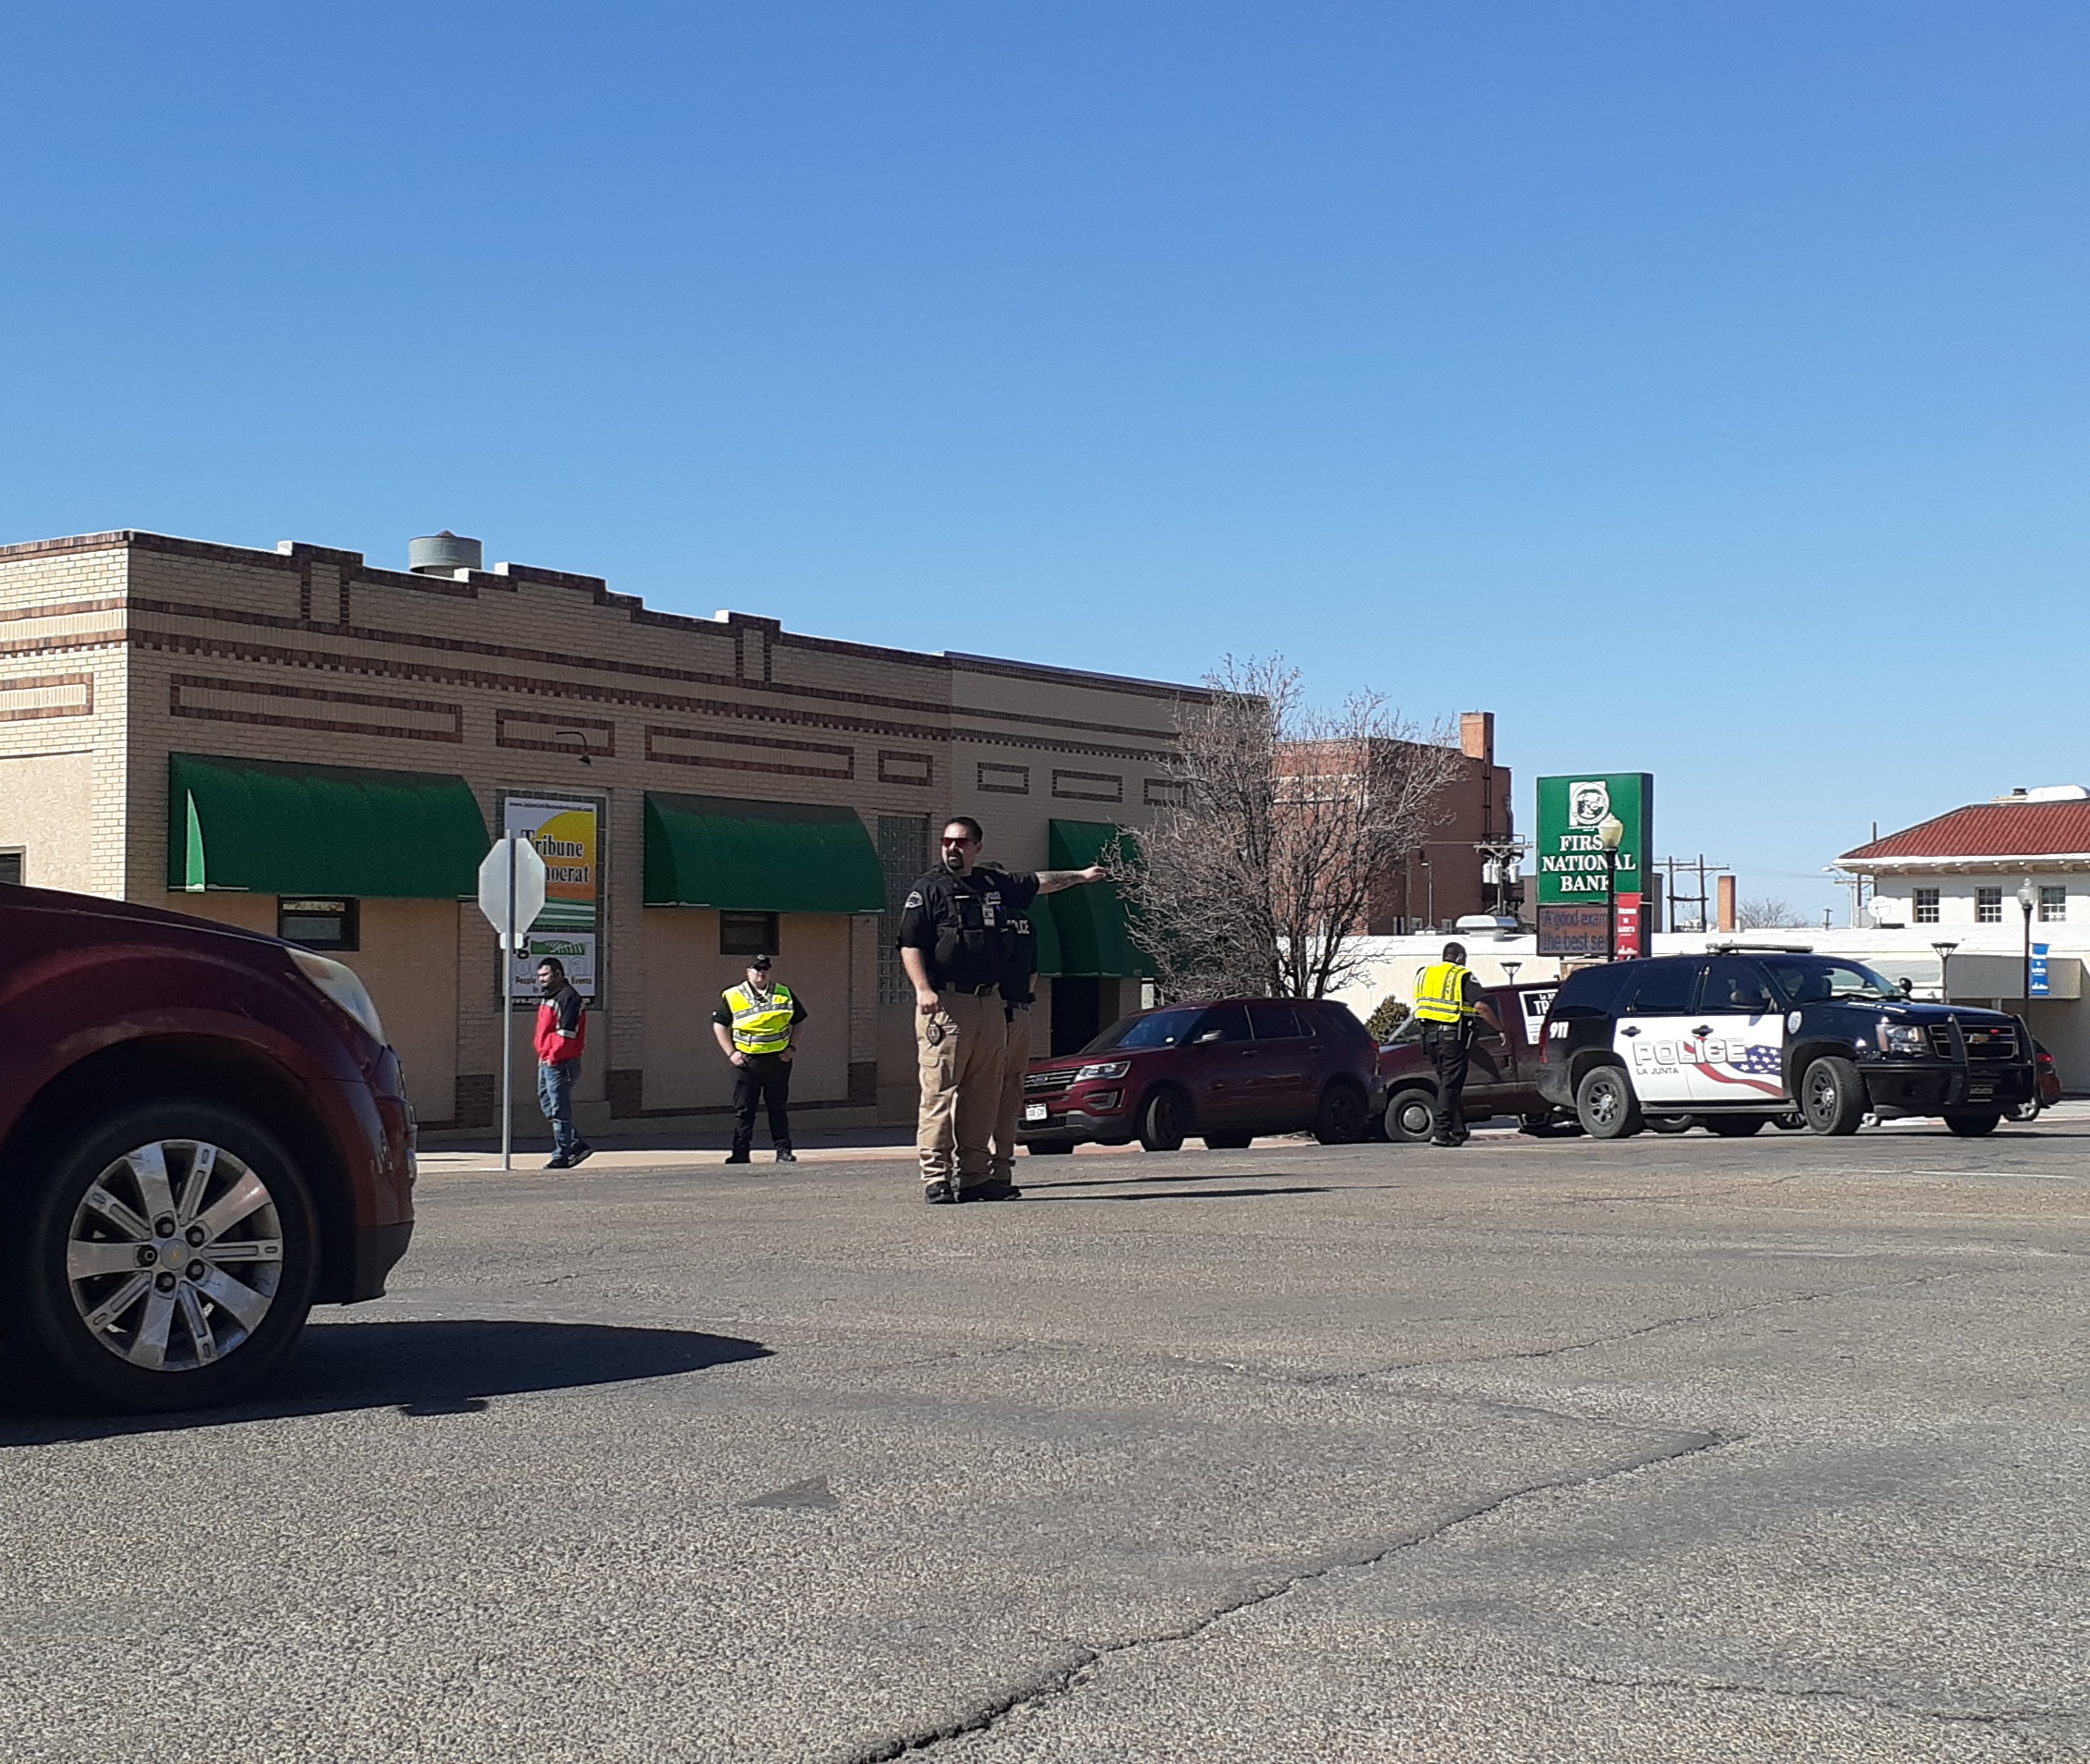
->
[1035,865,1106,895]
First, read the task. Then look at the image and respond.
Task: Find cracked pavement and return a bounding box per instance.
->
[3,1123,2087,1761]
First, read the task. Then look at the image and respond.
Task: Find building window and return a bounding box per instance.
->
[277,898,358,951]
[1913,888,1939,924]
[1976,887,2003,924]
[719,911,778,957]
[2040,885,2067,923]
[876,815,928,1004]
[0,851,21,886]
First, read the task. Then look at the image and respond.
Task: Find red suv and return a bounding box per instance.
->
[0,885,415,1411]
[1018,997,1377,1154]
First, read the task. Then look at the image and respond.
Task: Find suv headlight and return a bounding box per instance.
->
[289,948,387,1045]
[1076,1060,1131,1082]
[1877,1019,1929,1056]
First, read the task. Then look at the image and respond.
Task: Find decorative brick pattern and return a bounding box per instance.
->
[645,722,855,778]
[170,673,463,742]
[1052,768,1123,803]
[496,708,616,758]
[876,749,934,788]
[0,671,92,721]
[1143,777,1187,807]
[978,762,1029,794]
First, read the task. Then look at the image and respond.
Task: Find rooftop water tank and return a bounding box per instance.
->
[409,532,483,576]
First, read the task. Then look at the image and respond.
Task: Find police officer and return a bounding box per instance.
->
[896,816,1104,1204]
[712,953,807,1164]
[982,869,1042,1201]
[1412,941,1499,1147]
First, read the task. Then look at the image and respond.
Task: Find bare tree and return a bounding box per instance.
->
[1735,895,1800,929]
[1106,655,1461,1000]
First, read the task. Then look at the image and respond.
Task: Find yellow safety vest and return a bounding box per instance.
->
[1413,962,1475,1024]
[724,981,796,1055]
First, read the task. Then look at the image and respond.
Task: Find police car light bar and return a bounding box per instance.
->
[1705,941,1815,954]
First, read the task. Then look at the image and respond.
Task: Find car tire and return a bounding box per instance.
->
[1136,1088,1190,1153]
[1800,1057,1867,1135]
[1202,1133,1253,1150]
[1575,1065,1643,1140]
[1025,1139,1076,1156]
[0,1099,319,1414]
[1313,1083,1367,1145]
[1705,1115,1766,1137]
[1383,1087,1437,1144]
[1769,1111,1807,1131]
[1643,1114,1697,1134]
[1945,1110,2002,1137]
[2008,1099,2042,1124]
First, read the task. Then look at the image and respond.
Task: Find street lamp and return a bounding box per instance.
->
[1598,813,1626,961]
[1501,960,1522,986]
[1931,939,1959,1003]
[2017,877,2037,1006]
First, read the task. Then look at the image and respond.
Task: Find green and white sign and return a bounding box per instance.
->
[1535,774,1653,906]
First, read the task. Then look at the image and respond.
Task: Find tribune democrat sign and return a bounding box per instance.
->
[1535,774,1653,907]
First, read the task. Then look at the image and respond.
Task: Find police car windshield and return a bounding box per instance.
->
[1759,957,1903,1005]
[1086,1008,1202,1052]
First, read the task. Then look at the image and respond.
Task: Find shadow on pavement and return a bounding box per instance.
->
[1024,1182,1332,1202]
[0,1318,771,1443]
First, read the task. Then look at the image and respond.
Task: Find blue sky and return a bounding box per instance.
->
[5,4,2085,919]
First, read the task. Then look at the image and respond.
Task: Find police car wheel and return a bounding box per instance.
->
[2008,1098,2042,1123]
[1136,1088,1189,1153]
[1800,1057,1866,1135]
[1575,1066,1643,1140]
[1944,1110,2001,1137]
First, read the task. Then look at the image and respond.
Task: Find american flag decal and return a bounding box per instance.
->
[1696,1042,1785,1095]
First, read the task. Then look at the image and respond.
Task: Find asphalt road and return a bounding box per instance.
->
[3,1119,2087,1763]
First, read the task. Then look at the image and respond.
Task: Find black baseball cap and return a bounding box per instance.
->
[748,953,773,970]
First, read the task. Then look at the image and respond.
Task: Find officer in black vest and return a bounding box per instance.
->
[896,816,1104,1204]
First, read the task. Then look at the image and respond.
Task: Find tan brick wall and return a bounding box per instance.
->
[0,528,1198,1133]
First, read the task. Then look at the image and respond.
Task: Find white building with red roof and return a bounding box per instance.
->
[1839,785,2090,934]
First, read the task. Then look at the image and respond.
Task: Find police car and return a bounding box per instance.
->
[1535,945,2036,1139]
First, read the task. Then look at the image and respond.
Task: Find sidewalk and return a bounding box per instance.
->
[417,1126,1145,1177]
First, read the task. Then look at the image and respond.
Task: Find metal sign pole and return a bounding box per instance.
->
[502,836,517,1172]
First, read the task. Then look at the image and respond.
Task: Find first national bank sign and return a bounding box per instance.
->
[1535,774,1654,905]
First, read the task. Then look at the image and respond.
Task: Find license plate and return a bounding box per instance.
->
[1967,1084,1993,1101]
[1023,1103,1048,1122]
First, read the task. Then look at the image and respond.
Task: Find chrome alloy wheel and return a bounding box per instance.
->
[65,1139,285,1372]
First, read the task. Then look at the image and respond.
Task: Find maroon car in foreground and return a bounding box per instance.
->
[1018,997,1377,1153]
[0,885,414,1411]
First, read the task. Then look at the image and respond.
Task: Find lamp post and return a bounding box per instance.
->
[2017,877,2037,1007]
[1598,813,1626,961]
[1931,939,1959,1004]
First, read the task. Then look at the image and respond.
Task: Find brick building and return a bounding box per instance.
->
[0,528,1189,1138]
[1277,711,1516,936]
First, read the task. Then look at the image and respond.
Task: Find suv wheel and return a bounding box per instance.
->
[1313,1083,1367,1145]
[1384,1087,1436,1144]
[2,1101,319,1413]
[1575,1065,1643,1139]
[1800,1057,1866,1135]
[1944,1110,2002,1137]
[1024,1140,1076,1156]
[1136,1088,1189,1153]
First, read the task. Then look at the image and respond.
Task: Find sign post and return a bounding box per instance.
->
[476,837,548,1171]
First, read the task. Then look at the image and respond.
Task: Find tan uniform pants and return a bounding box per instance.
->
[988,1002,1033,1182]
[916,988,1008,1188]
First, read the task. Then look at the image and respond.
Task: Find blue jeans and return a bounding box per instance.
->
[537,1060,582,1156]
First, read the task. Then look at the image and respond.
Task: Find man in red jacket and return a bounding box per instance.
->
[534,956,593,1170]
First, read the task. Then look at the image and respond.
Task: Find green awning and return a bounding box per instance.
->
[644,792,885,913]
[1037,819,1154,979]
[169,753,488,898]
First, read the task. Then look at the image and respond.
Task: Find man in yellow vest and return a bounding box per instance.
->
[1412,941,1499,1147]
[712,953,808,1164]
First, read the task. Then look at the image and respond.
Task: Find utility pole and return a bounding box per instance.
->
[1654,855,1729,934]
